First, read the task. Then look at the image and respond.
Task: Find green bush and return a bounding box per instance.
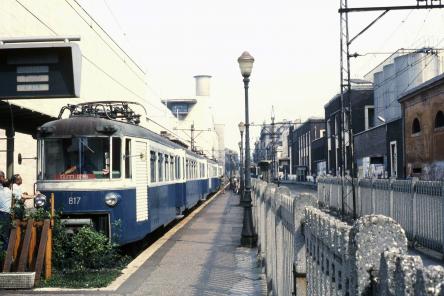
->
[52,220,126,272]
[29,207,51,221]
[52,218,75,271]
[71,226,120,271]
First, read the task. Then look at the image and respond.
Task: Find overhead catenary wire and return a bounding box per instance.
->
[13,0,189,144]
[69,0,146,77]
[99,0,165,101]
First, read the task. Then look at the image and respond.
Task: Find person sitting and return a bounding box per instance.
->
[62,165,77,175]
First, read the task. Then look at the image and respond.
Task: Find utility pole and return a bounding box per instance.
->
[174,123,212,152]
[338,0,444,218]
[270,107,276,180]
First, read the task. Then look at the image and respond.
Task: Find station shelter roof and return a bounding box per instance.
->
[0,100,55,136]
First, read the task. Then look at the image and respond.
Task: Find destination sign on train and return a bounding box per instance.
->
[0,42,81,99]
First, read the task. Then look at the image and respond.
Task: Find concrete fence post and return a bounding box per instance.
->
[293,193,317,296]
[264,183,277,291]
[412,180,417,242]
[348,215,408,295]
[389,179,394,219]
[371,179,376,214]
[441,182,444,256]
[357,178,361,217]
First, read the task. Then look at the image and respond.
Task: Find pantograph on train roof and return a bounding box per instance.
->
[58,101,147,125]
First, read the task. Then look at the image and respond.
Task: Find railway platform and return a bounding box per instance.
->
[14,189,266,296]
[116,189,267,295]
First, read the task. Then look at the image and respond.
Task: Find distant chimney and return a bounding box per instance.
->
[194,75,211,96]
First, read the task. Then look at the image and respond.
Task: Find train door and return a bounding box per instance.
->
[134,140,148,222]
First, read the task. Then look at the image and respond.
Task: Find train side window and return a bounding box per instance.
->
[177,156,181,179]
[190,161,193,179]
[165,155,170,181]
[170,155,174,180]
[125,139,132,179]
[175,157,178,179]
[183,158,185,179]
[150,151,156,183]
[112,138,122,179]
[158,153,163,182]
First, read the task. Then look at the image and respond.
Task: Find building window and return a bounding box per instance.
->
[412,118,421,134]
[435,111,444,128]
[327,119,331,137]
[171,103,188,114]
[365,105,375,130]
[413,167,422,174]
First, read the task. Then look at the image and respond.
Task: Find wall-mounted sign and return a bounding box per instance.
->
[0,42,81,99]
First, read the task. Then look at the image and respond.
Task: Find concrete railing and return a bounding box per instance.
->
[251,179,444,296]
[305,206,444,295]
[317,177,444,254]
[252,179,316,296]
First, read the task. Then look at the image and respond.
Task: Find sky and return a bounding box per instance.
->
[76,0,444,150]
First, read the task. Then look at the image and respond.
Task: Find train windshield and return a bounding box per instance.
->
[38,137,122,180]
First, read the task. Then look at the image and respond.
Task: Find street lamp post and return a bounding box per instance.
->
[238,51,257,248]
[238,122,245,205]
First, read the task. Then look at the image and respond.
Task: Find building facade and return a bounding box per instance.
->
[399,73,444,180]
[253,120,294,179]
[162,75,224,161]
[289,118,325,180]
[325,86,374,177]
[311,136,327,177]
[354,50,443,179]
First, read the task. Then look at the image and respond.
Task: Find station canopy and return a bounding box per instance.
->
[0,100,55,135]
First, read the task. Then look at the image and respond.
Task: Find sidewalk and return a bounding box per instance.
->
[117,190,267,296]
[279,179,317,190]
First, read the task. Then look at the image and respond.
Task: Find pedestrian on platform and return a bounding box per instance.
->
[0,170,12,250]
[0,171,5,184]
[221,175,226,194]
[10,174,35,215]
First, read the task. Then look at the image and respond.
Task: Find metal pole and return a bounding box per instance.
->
[191,123,195,151]
[340,0,347,216]
[6,103,15,179]
[6,127,14,179]
[241,76,257,247]
[271,116,274,180]
[239,131,245,204]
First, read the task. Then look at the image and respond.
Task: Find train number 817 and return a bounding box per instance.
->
[68,196,81,205]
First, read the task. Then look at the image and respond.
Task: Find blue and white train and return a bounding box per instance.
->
[35,102,223,245]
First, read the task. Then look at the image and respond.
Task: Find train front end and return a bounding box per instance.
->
[36,106,146,245]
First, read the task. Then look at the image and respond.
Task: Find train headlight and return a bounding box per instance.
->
[35,193,47,208]
[104,192,121,207]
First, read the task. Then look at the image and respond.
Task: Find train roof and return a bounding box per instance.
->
[38,116,185,151]
[37,117,221,163]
